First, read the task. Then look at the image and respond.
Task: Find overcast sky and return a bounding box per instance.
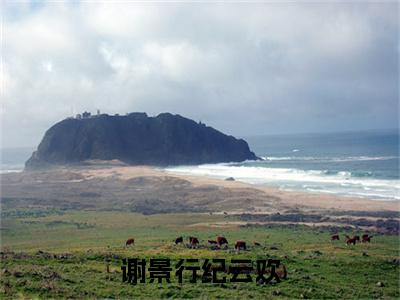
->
[2,1,399,148]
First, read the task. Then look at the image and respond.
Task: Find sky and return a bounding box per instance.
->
[1,1,399,148]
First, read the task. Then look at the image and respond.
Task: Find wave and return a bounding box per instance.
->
[0,169,23,174]
[165,163,400,201]
[322,170,375,178]
[262,155,398,162]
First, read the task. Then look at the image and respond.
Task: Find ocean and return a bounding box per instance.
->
[1,130,399,201]
[0,147,35,174]
[166,130,400,201]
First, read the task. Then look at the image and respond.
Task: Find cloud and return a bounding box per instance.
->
[1,1,398,147]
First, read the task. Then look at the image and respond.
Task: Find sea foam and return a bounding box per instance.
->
[165,163,400,201]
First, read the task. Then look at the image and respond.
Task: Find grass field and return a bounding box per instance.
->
[1,209,399,299]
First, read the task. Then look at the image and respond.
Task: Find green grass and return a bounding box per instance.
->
[1,210,399,299]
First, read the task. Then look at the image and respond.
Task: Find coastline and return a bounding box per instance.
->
[79,165,399,213]
[2,163,398,213]
[2,163,399,236]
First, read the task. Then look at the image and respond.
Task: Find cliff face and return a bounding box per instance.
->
[25,112,258,169]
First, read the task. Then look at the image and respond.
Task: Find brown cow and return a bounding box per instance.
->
[362,235,372,243]
[235,240,246,250]
[175,236,183,244]
[189,236,199,248]
[345,235,357,245]
[331,234,340,241]
[354,235,360,242]
[208,240,218,245]
[217,236,228,247]
[125,238,134,246]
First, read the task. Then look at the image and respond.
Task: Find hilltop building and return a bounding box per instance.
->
[82,111,91,118]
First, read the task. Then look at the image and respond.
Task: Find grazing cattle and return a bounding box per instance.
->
[189,236,198,243]
[354,235,360,242]
[208,240,217,245]
[234,240,247,250]
[331,234,340,241]
[362,235,372,243]
[254,241,261,246]
[125,238,135,246]
[175,236,183,245]
[345,235,357,245]
[189,236,199,248]
[217,236,228,247]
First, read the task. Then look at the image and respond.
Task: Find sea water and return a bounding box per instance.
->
[2,130,399,200]
[0,147,35,174]
[166,130,400,201]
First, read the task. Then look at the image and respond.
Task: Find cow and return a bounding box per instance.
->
[331,234,340,241]
[354,235,360,242]
[189,236,199,248]
[234,240,246,251]
[217,236,228,247]
[175,236,183,245]
[125,238,134,246]
[208,240,218,245]
[253,241,261,247]
[345,235,357,245]
[362,235,372,243]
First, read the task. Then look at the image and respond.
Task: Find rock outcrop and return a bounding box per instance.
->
[25,112,258,169]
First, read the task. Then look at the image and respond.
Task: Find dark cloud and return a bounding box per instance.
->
[2,1,398,147]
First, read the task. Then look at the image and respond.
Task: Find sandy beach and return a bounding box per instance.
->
[2,163,398,234]
[78,164,399,213]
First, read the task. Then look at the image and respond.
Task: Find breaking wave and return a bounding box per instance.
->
[165,163,400,201]
[261,155,397,162]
